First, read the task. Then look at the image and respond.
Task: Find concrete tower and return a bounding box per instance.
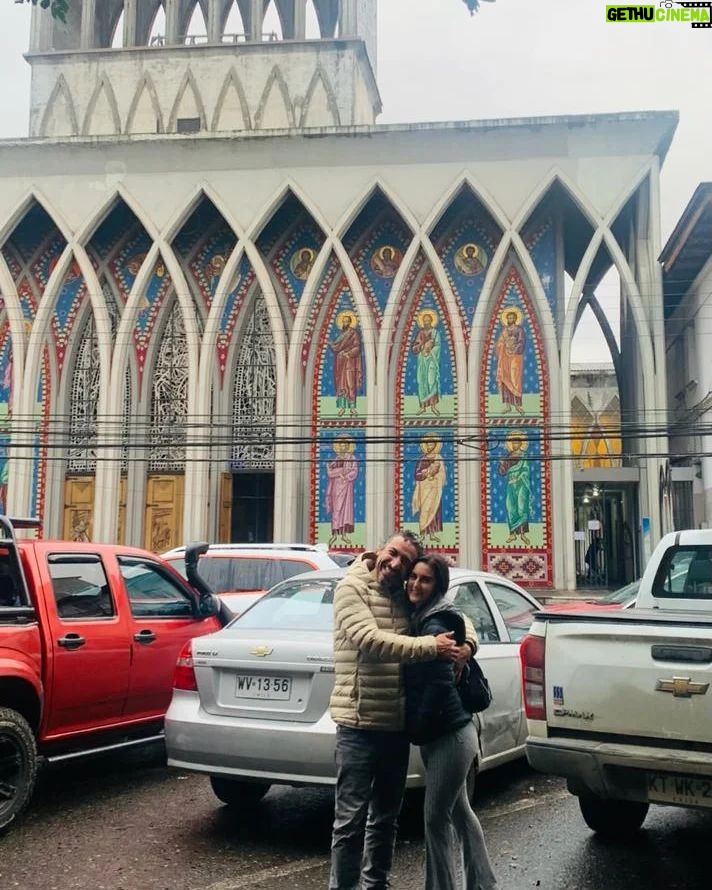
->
[26,0,380,137]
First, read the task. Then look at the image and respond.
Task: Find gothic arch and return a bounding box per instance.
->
[82,74,122,136]
[254,65,294,130]
[39,74,79,138]
[125,73,164,135]
[299,66,341,128]
[211,67,252,132]
[168,68,207,132]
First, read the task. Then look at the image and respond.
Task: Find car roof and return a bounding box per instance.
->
[269,566,537,596]
[163,543,334,557]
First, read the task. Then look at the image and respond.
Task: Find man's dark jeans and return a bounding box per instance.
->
[329,724,410,890]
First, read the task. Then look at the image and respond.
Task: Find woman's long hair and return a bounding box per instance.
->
[410,554,450,608]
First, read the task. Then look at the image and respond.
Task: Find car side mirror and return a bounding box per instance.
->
[184,542,220,620]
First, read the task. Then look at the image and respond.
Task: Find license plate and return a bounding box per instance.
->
[647,772,712,808]
[235,675,292,701]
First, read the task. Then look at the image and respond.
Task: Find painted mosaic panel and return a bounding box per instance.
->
[51,259,88,378]
[187,227,238,314]
[217,254,257,386]
[395,263,458,556]
[481,266,552,587]
[317,284,366,420]
[257,195,325,318]
[108,229,154,303]
[313,427,366,553]
[523,215,558,329]
[397,272,456,421]
[397,426,458,554]
[432,193,502,340]
[301,253,340,377]
[344,192,412,324]
[133,256,173,388]
[88,202,144,264]
[2,204,63,266]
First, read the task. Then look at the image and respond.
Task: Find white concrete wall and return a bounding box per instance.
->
[27,41,380,137]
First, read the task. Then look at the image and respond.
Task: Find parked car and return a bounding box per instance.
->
[544,579,640,612]
[0,519,222,834]
[165,567,543,808]
[163,544,342,615]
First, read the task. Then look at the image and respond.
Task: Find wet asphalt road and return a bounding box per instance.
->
[1,744,711,890]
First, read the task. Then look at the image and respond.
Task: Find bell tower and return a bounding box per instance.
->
[26,0,380,138]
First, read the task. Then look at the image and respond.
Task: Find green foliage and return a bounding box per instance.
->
[15,0,70,23]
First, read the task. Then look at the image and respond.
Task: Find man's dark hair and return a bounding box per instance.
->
[388,529,424,560]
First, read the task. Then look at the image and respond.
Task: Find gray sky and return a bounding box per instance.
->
[1,0,711,359]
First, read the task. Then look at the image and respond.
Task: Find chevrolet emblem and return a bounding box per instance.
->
[655,676,710,698]
[250,645,273,657]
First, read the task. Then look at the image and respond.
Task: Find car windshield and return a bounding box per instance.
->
[170,556,317,594]
[599,579,640,605]
[233,578,338,630]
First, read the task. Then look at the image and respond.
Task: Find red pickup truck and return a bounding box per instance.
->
[0,516,222,834]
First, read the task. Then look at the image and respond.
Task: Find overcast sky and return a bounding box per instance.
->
[0,0,711,359]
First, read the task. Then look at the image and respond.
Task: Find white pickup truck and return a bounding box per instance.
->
[522,529,712,838]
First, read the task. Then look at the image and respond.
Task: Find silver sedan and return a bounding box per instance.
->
[165,568,542,807]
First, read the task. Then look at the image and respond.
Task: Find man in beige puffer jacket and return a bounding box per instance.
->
[328,531,468,890]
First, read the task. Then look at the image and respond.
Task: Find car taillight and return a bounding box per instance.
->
[173,641,198,691]
[520,633,546,721]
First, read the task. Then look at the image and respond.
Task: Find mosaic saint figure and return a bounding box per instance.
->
[454,243,487,277]
[290,247,316,280]
[498,431,531,546]
[328,310,363,417]
[325,435,358,547]
[495,306,525,414]
[0,442,8,513]
[412,309,441,416]
[205,254,226,291]
[370,245,401,279]
[412,434,446,544]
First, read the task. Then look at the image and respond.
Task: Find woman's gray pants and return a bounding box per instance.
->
[420,721,498,890]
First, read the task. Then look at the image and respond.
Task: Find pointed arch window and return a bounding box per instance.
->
[68,314,100,472]
[149,302,188,471]
[231,294,276,469]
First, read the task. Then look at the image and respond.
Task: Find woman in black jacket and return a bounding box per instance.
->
[404,555,498,890]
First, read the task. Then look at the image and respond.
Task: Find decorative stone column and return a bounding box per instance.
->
[122,0,138,47]
[165,0,180,45]
[250,0,263,40]
[80,0,96,49]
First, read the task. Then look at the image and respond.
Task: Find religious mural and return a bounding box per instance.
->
[257,192,325,319]
[431,187,502,343]
[522,214,559,332]
[343,190,412,324]
[311,271,367,553]
[396,260,458,555]
[481,265,552,586]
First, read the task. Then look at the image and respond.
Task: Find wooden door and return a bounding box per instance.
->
[117,476,127,545]
[144,474,184,553]
[218,472,232,543]
[63,476,95,542]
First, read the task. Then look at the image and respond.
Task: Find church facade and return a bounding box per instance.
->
[0,1,677,589]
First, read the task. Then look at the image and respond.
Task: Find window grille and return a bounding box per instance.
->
[231,294,276,469]
[149,301,188,471]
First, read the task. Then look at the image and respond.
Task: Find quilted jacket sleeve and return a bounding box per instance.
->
[333,576,438,662]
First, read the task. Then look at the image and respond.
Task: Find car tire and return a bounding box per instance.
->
[0,707,38,835]
[578,794,649,838]
[209,776,271,807]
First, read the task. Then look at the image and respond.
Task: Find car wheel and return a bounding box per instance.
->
[209,776,271,807]
[0,707,38,835]
[578,794,649,838]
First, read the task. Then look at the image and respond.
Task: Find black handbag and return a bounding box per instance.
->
[457,656,492,713]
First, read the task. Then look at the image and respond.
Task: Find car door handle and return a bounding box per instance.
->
[134,629,156,644]
[57,633,86,650]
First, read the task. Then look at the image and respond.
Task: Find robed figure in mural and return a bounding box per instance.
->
[412,309,441,416]
[328,311,363,417]
[325,435,358,547]
[495,306,526,415]
[412,434,446,544]
[498,431,531,546]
